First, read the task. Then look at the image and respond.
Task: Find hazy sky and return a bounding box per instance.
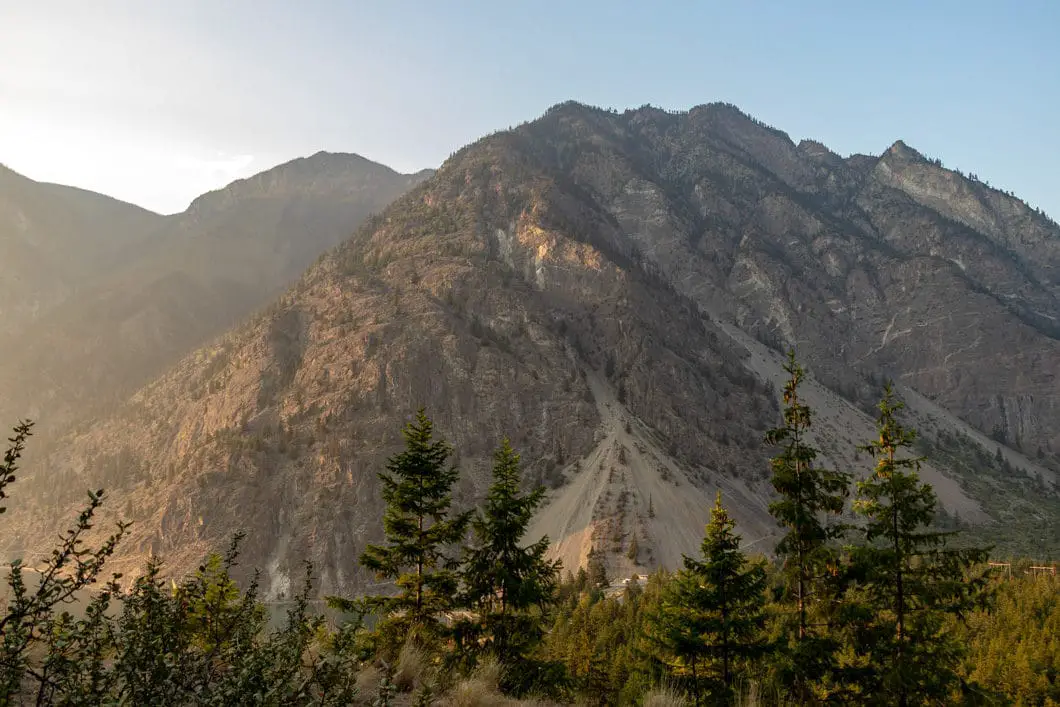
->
[2,1,1057,216]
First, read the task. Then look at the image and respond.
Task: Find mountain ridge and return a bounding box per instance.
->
[5,100,1059,593]
[0,163,165,338]
[0,153,432,437]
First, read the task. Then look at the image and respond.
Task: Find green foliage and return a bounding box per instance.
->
[543,571,670,705]
[0,484,129,700]
[3,391,1055,706]
[346,409,471,655]
[457,439,560,676]
[845,385,990,705]
[10,544,362,705]
[586,547,609,590]
[916,426,1060,558]
[373,662,397,706]
[0,421,31,516]
[645,492,767,704]
[961,573,1060,704]
[763,350,851,700]
[102,546,359,705]
[0,422,360,705]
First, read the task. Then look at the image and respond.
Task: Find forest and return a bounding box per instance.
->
[0,353,1057,706]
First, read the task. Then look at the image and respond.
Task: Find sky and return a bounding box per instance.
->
[1,1,1057,217]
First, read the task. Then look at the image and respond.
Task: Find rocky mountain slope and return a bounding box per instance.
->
[0,153,431,436]
[7,102,1059,592]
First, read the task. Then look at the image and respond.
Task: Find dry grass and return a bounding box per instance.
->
[415,658,564,707]
[353,662,381,696]
[395,640,426,692]
[444,660,508,707]
[732,680,791,707]
[446,679,509,707]
[642,686,688,707]
[639,681,790,707]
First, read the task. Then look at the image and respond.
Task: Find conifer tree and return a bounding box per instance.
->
[645,570,708,699]
[763,350,851,700]
[627,533,640,562]
[692,492,768,699]
[587,547,609,590]
[459,439,560,668]
[647,492,767,705]
[345,410,471,651]
[848,384,989,705]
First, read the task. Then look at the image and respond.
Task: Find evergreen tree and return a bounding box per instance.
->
[344,410,471,652]
[647,492,767,705]
[848,385,989,705]
[763,350,851,700]
[627,533,640,562]
[645,570,709,700]
[587,547,609,590]
[692,492,768,700]
[459,439,560,669]
[961,572,1060,705]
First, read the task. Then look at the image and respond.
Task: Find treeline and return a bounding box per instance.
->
[1,353,1057,705]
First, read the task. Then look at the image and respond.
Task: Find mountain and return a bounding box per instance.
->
[6,102,1059,593]
[0,153,432,435]
[0,163,163,336]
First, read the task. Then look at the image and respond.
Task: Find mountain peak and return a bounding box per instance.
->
[300,150,377,169]
[183,152,424,216]
[885,139,927,162]
[8,100,1060,596]
[797,138,840,162]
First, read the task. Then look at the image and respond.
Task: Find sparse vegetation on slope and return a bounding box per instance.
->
[7,100,1060,610]
[3,364,1057,704]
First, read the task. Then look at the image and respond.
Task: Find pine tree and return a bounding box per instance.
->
[459,439,560,669]
[341,410,471,652]
[848,384,989,705]
[647,492,767,705]
[763,350,851,700]
[692,492,768,700]
[587,547,609,590]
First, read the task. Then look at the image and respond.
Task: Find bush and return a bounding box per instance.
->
[0,421,361,706]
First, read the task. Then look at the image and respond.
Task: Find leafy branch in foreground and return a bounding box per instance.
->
[0,422,361,705]
[0,421,32,516]
[0,417,130,700]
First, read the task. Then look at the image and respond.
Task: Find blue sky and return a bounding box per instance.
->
[1,0,1057,217]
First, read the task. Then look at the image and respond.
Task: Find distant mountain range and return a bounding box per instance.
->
[3,102,1058,593]
[0,153,433,435]
[0,163,161,337]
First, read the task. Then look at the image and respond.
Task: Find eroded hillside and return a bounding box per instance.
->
[7,102,1060,591]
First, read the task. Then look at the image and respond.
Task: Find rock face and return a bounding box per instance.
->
[0,153,432,435]
[6,102,1060,592]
